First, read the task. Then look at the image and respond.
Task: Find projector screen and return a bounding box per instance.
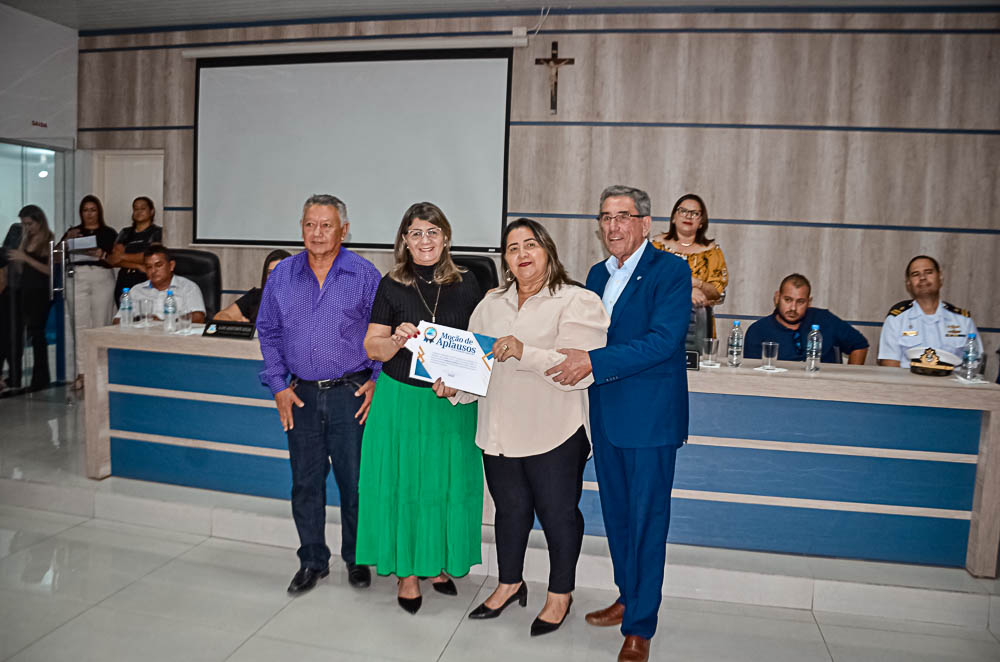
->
[195,49,511,251]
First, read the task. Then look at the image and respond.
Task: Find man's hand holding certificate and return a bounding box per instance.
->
[404,321,496,396]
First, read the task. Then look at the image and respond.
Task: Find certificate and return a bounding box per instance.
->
[405,320,496,396]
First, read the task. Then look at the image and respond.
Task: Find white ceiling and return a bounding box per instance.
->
[4,0,992,33]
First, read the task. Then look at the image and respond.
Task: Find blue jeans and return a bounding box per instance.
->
[286,379,366,570]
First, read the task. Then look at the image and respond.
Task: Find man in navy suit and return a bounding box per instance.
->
[548,185,690,662]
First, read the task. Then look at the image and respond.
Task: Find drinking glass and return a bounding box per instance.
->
[702,337,719,368]
[139,299,154,328]
[762,341,779,370]
[178,304,192,334]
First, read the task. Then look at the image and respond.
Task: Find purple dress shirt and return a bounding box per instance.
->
[257,248,382,394]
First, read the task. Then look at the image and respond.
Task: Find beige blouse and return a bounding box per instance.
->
[451,283,610,457]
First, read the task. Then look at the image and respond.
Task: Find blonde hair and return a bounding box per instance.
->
[388,202,465,286]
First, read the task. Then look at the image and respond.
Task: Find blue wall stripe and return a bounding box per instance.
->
[110,438,965,566]
[510,119,1000,136]
[78,125,194,132]
[79,30,512,53]
[109,349,272,400]
[507,211,1000,236]
[667,497,968,566]
[163,206,193,212]
[78,25,1000,53]
[109,392,287,449]
[78,5,1000,37]
[539,27,1000,34]
[579,490,966,566]
[689,393,981,453]
[674,444,975,510]
[110,437,342,506]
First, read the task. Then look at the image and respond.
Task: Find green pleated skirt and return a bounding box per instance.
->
[355,375,482,578]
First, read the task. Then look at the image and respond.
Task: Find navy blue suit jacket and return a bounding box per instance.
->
[586,244,691,448]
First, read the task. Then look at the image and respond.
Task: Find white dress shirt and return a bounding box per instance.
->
[114,274,205,320]
[878,299,982,366]
[602,239,649,315]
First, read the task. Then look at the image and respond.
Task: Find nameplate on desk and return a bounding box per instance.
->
[686,350,700,370]
[203,322,256,339]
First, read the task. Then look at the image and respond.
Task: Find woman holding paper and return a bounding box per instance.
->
[59,195,118,391]
[356,202,483,614]
[433,218,609,637]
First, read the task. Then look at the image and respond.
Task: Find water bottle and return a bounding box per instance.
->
[163,290,178,333]
[805,324,822,372]
[960,333,981,380]
[727,320,744,367]
[119,288,133,328]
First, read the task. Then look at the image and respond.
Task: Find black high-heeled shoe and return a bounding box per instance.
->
[398,580,422,614]
[468,582,528,619]
[530,596,572,636]
[430,577,457,596]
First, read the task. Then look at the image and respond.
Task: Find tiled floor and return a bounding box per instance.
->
[2,389,1000,661]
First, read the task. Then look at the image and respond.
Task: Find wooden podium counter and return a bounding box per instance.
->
[83,326,1000,576]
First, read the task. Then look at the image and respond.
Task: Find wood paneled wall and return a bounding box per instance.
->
[78,9,1000,374]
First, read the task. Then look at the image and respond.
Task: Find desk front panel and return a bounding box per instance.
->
[107,349,979,566]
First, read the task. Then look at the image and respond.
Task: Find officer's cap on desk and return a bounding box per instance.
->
[905,347,961,376]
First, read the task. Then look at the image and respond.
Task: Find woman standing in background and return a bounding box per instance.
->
[1,206,55,390]
[651,193,728,344]
[60,195,117,390]
[109,196,162,305]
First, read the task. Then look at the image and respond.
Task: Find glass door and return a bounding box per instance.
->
[0,141,71,396]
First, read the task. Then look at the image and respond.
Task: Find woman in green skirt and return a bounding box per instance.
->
[357,202,484,614]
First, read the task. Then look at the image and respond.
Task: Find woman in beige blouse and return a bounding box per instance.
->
[433,218,609,637]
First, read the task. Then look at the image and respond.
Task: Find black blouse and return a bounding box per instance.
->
[234,287,263,324]
[369,263,482,387]
[61,224,118,268]
[114,224,163,295]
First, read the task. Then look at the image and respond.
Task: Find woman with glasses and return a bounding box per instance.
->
[651,193,728,339]
[356,202,483,614]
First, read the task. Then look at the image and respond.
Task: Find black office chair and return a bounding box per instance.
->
[171,249,222,319]
[686,306,713,352]
[452,254,499,299]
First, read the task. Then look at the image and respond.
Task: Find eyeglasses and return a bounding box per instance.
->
[406,228,443,240]
[597,212,644,225]
[675,208,703,220]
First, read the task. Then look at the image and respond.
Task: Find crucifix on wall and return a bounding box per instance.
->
[535,41,574,115]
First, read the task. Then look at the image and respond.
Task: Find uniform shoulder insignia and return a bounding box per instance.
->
[888,299,914,316]
[943,301,971,317]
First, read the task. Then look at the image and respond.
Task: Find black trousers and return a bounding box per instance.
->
[483,426,590,594]
[0,287,51,388]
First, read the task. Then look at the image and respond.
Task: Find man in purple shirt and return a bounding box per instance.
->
[257,194,381,595]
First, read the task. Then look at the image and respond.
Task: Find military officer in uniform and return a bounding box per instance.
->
[878,255,982,367]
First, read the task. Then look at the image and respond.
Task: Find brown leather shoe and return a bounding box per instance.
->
[617,635,650,662]
[585,601,624,626]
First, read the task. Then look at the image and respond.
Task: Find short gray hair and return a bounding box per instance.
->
[599,185,651,217]
[303,194,348,224]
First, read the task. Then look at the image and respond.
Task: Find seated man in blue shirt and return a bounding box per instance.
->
[744,273,869,364]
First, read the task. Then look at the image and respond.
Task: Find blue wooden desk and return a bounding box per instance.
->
[83,327,1000,576]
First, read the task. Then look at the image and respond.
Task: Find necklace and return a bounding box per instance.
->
[679,241,693,247]
[415,279,442,323]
